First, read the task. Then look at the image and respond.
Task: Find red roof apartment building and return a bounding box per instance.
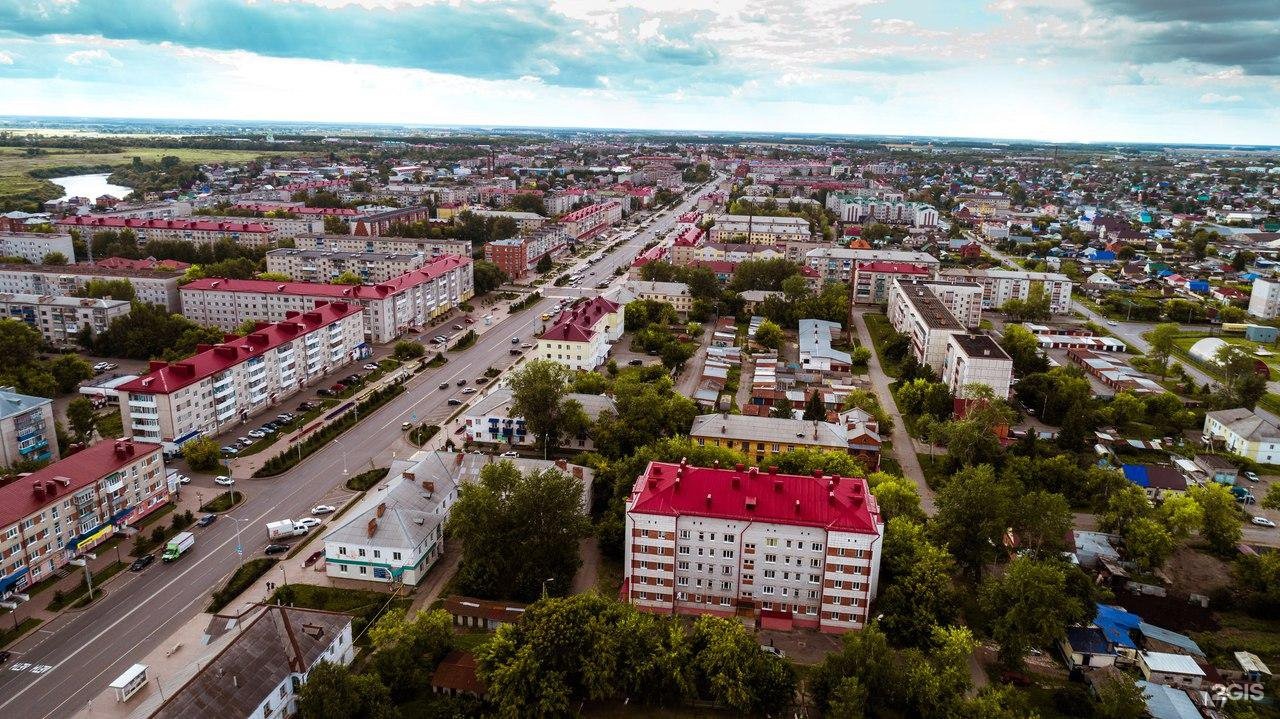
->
[0,439,168,595]
[118,302,365,449]
[624,460,883,633]
[57,216,278,247]
[558,201,622,241]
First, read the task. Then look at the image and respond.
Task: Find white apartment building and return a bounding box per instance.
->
[559,201,622,240]
[0,293,131,346]
[293,234,471,259]
[807,248,939,284]
[0,263,183,311]
[0,387,57,466]
[179,255,474,344]
[887,278,966,373]
[324,452,592,585]
[265,248,427,284]
[0,232,76,264]
[708,215,813,244]
[534,296,625,371]
[118,301,365,450]
[939,268,1074,315]
[463,388,615,451]
[1203,408,1280,464]
[918,279,985,329]
[621,280,693,316]
[57,216,278,247]
[942,334,1014,399]
[625,460,883,633]
[0,440,169,596]
[1248,278,1280,319]
[825,194,939,227]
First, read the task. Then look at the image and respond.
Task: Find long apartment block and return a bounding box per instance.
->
[265,248,428,284]
[0,439,169,594]
[939,268,1074,315]
[625,460,883,633]
[292,234,471,259]
[118,301,365,448]
[179,254,474,344]
[0,293,131,346]
[0,262,183,311]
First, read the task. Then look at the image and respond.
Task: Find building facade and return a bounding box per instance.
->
[0,232,76,264]
[265,248,427,284]
[621,280,694,316]
[625,460,883,633]
[463,388,615,451]
[534,296,624,371]
[852,261,933,304]
[887,278,966,373]
[939,268,1074,315]
[56,216,278,247]
[0,293,131,346]
[0,263,182,311]
[179,255,474,344]
[559,201,622,240]
[0,388,57,465]
[806,248,939,285]
[942,334,1014,399]
[1203,408,1280,463]
[0,439,168,596]
[483,226,569,280]
[689,414,850,464]
[1248,278,1280,319]
[293,234,471,259]
[708,215,812,244]
[118,302,365,449]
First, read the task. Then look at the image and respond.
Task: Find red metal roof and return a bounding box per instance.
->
[181,254,470,300]
[232,202,358,216]
[96,256,192,271]
[855,261,932,274]
[558,201,620,223]
[117,301,361,395]
[57,217,273,233]
[629,461,880,533]
[0,440,161,530]
[539,296,619,342]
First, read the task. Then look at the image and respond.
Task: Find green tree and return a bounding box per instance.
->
[0,318,41,367]
[981,557,1087,668]
[878,522,960,647]
[932,464,1016,579]
[1188,482,1243,553]
[233,318,260,336]
[332,270,363,285]
[322,215,348,234]
[1146,323,1180,377]
[1101,482,1152,534]
[182,436,222,472]
[368,609,455,701]
[1123,516,1175,572]
[535,253,553,273]
[869,475,925,523]
[473,259,509,295]
[769,396,794,419]
[1158,494,1205,540]
[850,345,872,367]
[754,319,783,349]
[1011,490,1071,556]
[689,615,797,715]
[41,251,67,265]
[449,462,589,601]
[802,391,826,421]
[296,662,397,719]
[66,396,97,440]
[1093,672,1146,719]
[1262,484,1280,510]
[507,359,578,452]
[49,354,93,393]
[998,324,1049,376]
[392,340,425,360]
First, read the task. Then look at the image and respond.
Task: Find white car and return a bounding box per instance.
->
[1251,516,1276,528]
[176,474,191,485]
[363,363,379,371]
[500,451,520,457]
[1107,320,1118,326]
[311,504,336,515]
[295,517,322,530]
[247,430,266,439]
[461,387,477,394]
[214,475,235,486]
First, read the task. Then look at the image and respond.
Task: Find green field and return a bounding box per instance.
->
[0,146,305,207]
[1172,332,1280,372]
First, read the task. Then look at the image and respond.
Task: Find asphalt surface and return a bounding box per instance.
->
[0,183,715,719]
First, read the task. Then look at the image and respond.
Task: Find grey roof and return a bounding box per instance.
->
[711,214,812,231]
[948,334,1011,360]
[150,605,351,719]
[0,387,52,420]
[1139,623,1204,657]
[1206,407,1280,442]
[1140,651,1205,676]
[0,293,130,311]
[266,248,422,261]
[896,283,964,331]
[798,319,852,365]
[1136,681,1202,719]
[689,413,848,448]
[465,387,616,421]
[623,280,690,297]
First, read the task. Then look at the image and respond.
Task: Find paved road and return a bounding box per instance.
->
[0,186,712,719]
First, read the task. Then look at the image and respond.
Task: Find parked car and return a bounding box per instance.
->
[317,388,334,396]
[176,474,191,485]
[476,377,489,384]
[510,348,522,355]
[295,517,322,530]
[221,446,239,456]
[1245,471,1260,483]
[511,336,520,344]
[760,645,785,658]
[628,359,644,366]
[265,544,289,555]
[1252,516,1276,528]
[196,514,217,527]
[439,382,450,390]
[500,451,519,457]
[363,363,379,371]
[464,317,475,324]
[447,398,462,406]
[402,421,413,431]
[454,425,466,434]
[457,379,467,386]
[304,550,325,567]
[461,388,477,394]
[311,505,336,515]
[331,383,346,392]
[345,374,361,384]
[247,430,266,439]
[129,554,155,572]
[214,475,235,486]
[453,324,464,330]
[521,343,532,348]
[0,650,11,665]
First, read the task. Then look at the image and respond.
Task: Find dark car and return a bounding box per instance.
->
[303,550,324,567]
[317,388,334,397]
[439,382,450,390]
[265,544,289,555]
[0,650,10,665]
[509,348,521,355]
[476,377,489,384]
[196,514,217,527]
[628,359,644,366]
[447,398,462,406]
[129,554,155,572]
[456,379,467,386]
[345,374,361,384]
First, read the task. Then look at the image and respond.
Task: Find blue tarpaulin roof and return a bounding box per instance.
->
[1094,604,1140,649]
[1123,464,1149,487]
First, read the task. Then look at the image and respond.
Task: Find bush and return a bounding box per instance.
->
[393,340,425,360]
[207,558,276,612]
[451,330,477,351]
[199,491,242,513]
[181,436,222,471]
[345,467,390,492]
[510,292,542,312]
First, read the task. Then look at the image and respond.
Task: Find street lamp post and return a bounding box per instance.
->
[541,577,555,599]
[226,515,250,566]
[331,437,349,476]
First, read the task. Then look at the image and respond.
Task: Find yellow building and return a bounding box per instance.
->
[689,413,849,465]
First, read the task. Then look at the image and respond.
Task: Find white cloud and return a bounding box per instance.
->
[0,51,13,65]
[65,49,121,67]
[1200,92,1243,104]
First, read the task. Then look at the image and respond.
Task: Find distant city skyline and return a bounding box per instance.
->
[0,0,1277,145]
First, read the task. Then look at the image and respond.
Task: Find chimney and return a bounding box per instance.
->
[45,480,56,496]
[745,496,757,510]
[811,469,822,478]
[376,503,386,518]
[404,471,415,481]
[455,452,464,465]
[555,458,568,470]
[731,475,740,488]
[769,465,779,474]
[366,518,377,537]
[421,480,435,493]
[32,480,43,499]
[734,462,744,472]
[794,499,802,513]
[704,493,712,508]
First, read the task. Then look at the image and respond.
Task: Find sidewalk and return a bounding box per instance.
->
[851,309,936,515]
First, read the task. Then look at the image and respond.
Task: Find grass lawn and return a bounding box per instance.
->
[862,312,902,378]
[236,399,337,458]
[199,490,242,513]
[345,467,390,492]
[0,617,42,650]
[47,561,125,611]
[268,583,410,645]
[916,452,950,489]
[1193,612,1280,667]
[208,558,277,612]
[1172,333,1280,373]
[94,410,124,440]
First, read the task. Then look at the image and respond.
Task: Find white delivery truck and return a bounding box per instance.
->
[161,532,195,562]
[266,520,308,540]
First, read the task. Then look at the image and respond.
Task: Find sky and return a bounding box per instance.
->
[0,0,1278,145]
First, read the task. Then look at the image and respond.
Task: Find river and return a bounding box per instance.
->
[49,172,133,202]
